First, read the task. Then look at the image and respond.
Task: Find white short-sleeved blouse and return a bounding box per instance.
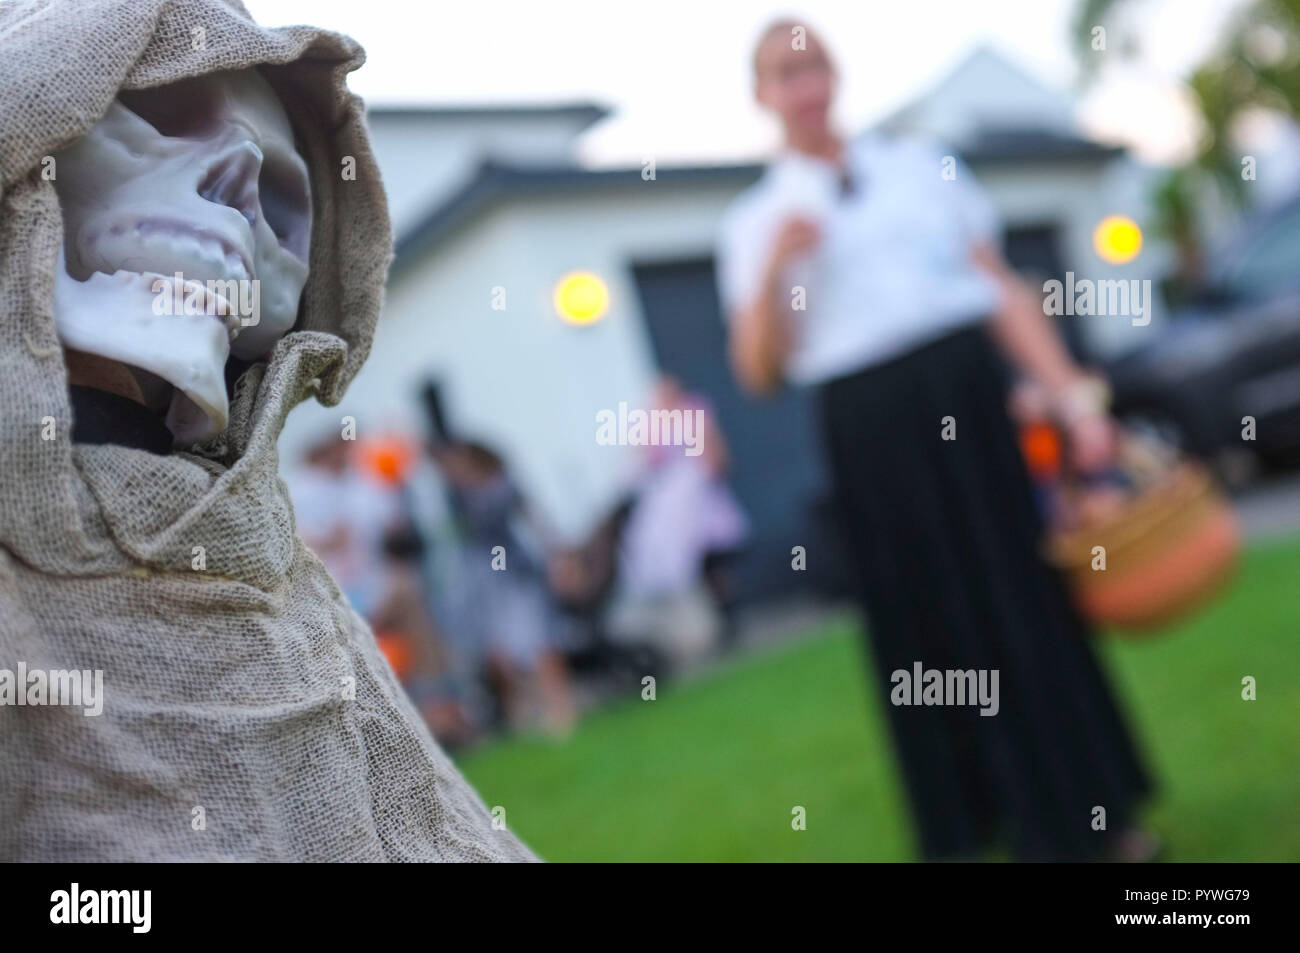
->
[716,133,1003,385]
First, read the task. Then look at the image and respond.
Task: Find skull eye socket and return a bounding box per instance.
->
[258,159,311,260]
[118,82,218,138]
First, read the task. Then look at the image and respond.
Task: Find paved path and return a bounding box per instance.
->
[1233,472,1300,541]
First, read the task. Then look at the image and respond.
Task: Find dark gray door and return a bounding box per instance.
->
[631,257,852,602]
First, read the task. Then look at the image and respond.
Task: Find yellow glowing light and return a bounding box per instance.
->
[1093,215,1143,264]
[554,271,609,325]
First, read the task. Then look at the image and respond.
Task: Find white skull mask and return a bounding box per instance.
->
[52,67,312,443]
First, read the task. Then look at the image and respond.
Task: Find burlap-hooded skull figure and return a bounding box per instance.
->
[0,0,537,861]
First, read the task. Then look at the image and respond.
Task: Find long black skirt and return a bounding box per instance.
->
[817,323,1152,860]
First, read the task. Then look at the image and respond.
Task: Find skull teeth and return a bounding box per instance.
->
[85,269,245,338]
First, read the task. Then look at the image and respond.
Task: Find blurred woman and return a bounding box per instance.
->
[717,19,1155,861]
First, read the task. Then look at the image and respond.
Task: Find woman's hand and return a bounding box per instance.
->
[1065,411,1119,473]
[1055,376,1118,473]
[767,216,821,273]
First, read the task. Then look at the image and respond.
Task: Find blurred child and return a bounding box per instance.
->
[435,441,577,736]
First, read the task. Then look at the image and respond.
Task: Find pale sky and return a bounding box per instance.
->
[244,0,1247,166]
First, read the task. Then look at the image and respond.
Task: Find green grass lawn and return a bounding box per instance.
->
[457,537,1300,861]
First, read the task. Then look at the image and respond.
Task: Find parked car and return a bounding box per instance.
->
[1107,195,1300,483]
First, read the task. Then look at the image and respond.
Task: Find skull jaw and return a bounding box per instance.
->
[55,265,235,445]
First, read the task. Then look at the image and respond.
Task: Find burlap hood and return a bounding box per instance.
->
[0,0,537,861]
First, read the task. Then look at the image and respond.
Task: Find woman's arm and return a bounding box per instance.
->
[973,242,1116,470]
[728,217,820,395]
[974,242,1083,394]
